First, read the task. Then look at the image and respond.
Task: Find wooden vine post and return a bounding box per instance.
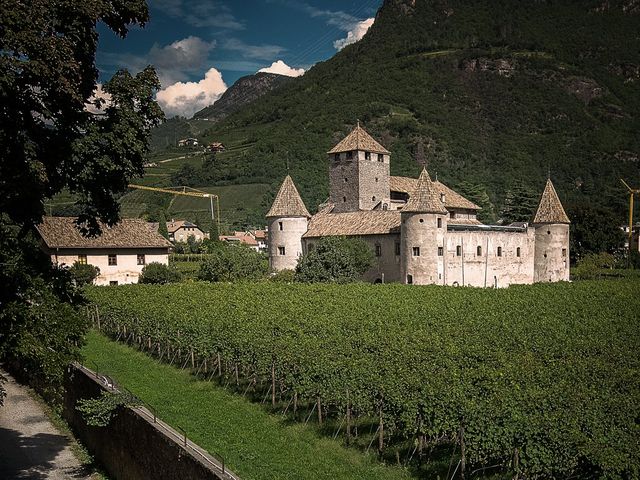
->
[271,358,276,407]
[346,389,352,445]
[459,423,466,479]
[317,396,323,425]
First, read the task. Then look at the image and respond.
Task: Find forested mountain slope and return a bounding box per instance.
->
[190,0,639,224]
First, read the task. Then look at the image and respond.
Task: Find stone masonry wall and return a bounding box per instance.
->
[63,364,232,480]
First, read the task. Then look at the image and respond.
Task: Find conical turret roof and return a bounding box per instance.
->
[532,179,570,224]
[403,168,448,214]
[266,175,311,218]
[327,123,390,155]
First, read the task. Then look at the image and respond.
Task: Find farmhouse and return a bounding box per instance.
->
[167,220,208,242]
[219,230,268,252]
[37,217,172,286]
[267,124,570,287]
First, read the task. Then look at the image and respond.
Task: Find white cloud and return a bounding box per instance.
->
[156,68,228,118]
[86,84,112,114]
[333,18,375,50]
[258,60,305,77]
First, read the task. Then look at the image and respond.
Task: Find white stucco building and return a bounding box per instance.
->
[267,124,571,287]
[37,217,172,286]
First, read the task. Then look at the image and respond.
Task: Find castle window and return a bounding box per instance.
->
[108,254,117,266]
[378,154,384,162]
[419,218,424,223]
[344,177,348,183]
[137,254,146,266]
[278,221,283,231]
[372,196,376,202]
[562,248,567,257]
[395,242,400,255]
[497,247,503,257]
[438,247,444,256]
[109,281,118,286]
[412,247,420,257]
[437,218,442,228]
[77,254,87,265]
[477,246,482,256]
[517,247,521,257]
[440,193,446,203]
[346,151,353,159]
[547,230,551,235]
[375,177,378,183]
[375,244,382,257]
[334,153,339,161]
[407,274,413,284]
[365,152,371,160]
[456,245,462,256]
[278,246,286,256]
[343,196,347,203]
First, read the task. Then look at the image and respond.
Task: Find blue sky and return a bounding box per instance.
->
[96,0,382,117]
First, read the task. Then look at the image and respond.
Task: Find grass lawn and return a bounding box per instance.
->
[82,331,412,480]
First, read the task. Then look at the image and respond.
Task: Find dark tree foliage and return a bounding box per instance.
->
[69,262,100,286]
[0,0,162,402]
[139,262,181,285]
[295,237,375,283]
[500,182,539,224]
[158,211,169,239]
[199,244,268,282]
[569,203,626,263]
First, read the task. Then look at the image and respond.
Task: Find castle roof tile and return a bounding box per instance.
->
[266,175,311,218]
[533,179,570,224]
[402,168,449,214]
[303,210,401,238]
[327,124,390,155]
[390,176,481,211]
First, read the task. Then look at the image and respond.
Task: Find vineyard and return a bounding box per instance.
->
[86,281,640,479]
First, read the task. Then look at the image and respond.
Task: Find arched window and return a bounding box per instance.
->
[477,246,482,256]
[497,246,503,257]
[516,247,521,257]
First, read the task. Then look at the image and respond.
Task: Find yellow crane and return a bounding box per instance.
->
[128,184,221,233]
[621,179,640,254]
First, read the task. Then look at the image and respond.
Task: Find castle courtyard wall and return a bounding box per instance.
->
[444,228,535,288]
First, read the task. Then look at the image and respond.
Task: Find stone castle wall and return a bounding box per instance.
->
[534,224,570,282]
[268,217,308,271]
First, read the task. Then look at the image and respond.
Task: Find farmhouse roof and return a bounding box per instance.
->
[303,210,401,238]
[37,217,173,249]
[402,168,449,214]
[167,220,201,234]
[533,179,570,224]
[327,124,390,155]
[390,176,481,211]
[266,175,310,218]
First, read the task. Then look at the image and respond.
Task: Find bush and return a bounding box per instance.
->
[139,262,182,284]
[295,237,374,283]
[199,245,268,282]
[69,262,100,286]
[572,252,616,280]
[269,269,296,283]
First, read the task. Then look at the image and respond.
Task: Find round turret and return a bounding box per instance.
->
[400,168,448,285]
[266,175,311,272]
[532,179,570,282]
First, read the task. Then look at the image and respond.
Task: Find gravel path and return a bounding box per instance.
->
[0,370,93,479]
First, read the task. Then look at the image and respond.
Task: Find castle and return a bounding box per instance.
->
[266,124,570,287]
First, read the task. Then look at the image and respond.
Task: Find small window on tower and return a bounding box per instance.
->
[342,196,347,203]
[346,151,353,159]
[438,247,444,256]
[395,242,400,255]
[375,244,382,257]
[378,154,384,162]
[334,153,339,161]
[477,246,482,256]
[517,247,521,257]
[278,246,286,256]
[407,274,413,284]
[372,196,376,202]
[279,221,283,231]
[437,218,442,228]
[365,152,371,160]
[562,248,567,257]
[344,177,348,183]
[456,245,462,256]
[497,247,503,257]
[375,177,379,183]
[412,247,420,257]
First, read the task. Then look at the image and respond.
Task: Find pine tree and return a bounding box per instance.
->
[500,182,539,224]
[158,211,169,239]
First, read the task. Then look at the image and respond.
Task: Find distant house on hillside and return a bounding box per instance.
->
[219,231,265,252]
[178,138,198,147]
[167,220,208,242]
[36,217,172,286]
[207,142,225,153]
